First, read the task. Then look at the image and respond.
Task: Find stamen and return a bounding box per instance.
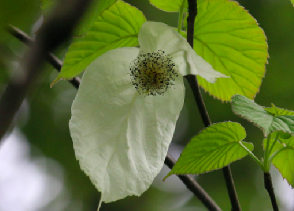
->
[130,50,178,96]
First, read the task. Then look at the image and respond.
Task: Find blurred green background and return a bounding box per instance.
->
[0,0,294,210]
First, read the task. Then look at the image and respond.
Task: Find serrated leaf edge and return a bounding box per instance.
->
[195,0,269,102]
[164,121,252,179]
[231,95,294,136]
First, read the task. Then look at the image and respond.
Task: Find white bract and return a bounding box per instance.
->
[69,22,227,210]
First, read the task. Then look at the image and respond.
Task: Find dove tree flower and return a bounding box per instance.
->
[69,21,227,209]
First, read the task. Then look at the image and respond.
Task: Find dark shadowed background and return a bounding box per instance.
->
[0,0,293,210]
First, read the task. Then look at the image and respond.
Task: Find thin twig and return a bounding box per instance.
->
[0,0,93,141]
[264,173,279,211]
[7,25,81,89]
[185,0,241,210]
[8,26,222,211]
[165,154,221,211]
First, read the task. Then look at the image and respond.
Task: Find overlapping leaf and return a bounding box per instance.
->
[165,122,253,178]
[263,132,294,187]
[264,104,294,116]
[232,94,294,136]
[52,0,146,85]
[149,0,188,12]
[149,0,206,12]
[186,0,268,101]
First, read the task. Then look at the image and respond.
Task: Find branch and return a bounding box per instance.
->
[264,173,279,211]
[165,154,221,211]
[185,0,241,210]
[0,0,93,141]
[9,26,222,211]
[7,25,81,89]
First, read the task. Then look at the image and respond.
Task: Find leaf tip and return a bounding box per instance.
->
[50,76,68,88]
[163,173,172,181]
[50,77,60,88]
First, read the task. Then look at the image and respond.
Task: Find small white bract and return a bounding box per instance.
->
[69,22,227,210]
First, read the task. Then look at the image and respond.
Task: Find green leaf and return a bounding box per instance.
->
[40,0,117,36]
[149,0,188,12]
[291,0,294,6]
[165,122,253,178]
[149,0,208,13]
[188,0,268,101]
[276,132,292,140]
[231,94,294,136]
[149,0,207,12]
[265,132,294,149]
[74,0,117,36]
[52,0,146,85]
[263,133,294,187]
[264,104,294,116]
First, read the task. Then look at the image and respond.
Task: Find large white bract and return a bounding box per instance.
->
[69,22,227,210]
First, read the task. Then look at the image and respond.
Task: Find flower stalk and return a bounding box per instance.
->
[177,0,186,33]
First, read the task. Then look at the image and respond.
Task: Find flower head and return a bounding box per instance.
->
[69,22,227,210]
[130,50,178,96]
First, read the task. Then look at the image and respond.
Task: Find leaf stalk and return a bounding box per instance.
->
[239,142,263,169]
[177,1,186,33]
[263,134,272,172]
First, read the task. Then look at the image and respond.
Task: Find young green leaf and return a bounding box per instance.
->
[231,94,294,136]
[74,0,117,36]
[51,0,146,85]
[165,122,253,178]
[149,0,188,12]
[149,0,205,13]
[183,0,268,101]
[40,0,117,36]
[291,0,294,6]
[263,133,294,187]
[264,104,294,116]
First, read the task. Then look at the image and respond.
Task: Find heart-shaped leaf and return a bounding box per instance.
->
[186,0,268,101]
[52,0,146,85]
[149,0,188,12]
[165,122,253,178]
[149,0,206,12]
